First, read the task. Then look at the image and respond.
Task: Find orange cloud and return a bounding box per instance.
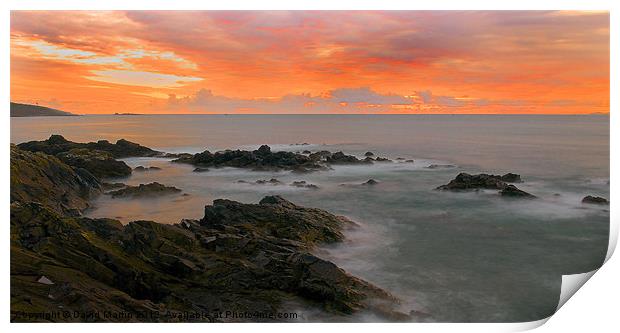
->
[10,11,609,114]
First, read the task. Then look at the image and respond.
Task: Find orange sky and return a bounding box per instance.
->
[10,11,610,114]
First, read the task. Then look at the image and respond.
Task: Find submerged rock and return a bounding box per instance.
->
[134,166,161,172]
[57,148,132,179]
[290,181,319,189]
[582,195,609,205]
[426,164,455,169]
[18,134,161,158]
[375,157,392,162]
[107,182,182,198]
[362,179,379,186]
[193,167,209,172]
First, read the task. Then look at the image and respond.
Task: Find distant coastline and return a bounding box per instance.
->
[10,102,78,117]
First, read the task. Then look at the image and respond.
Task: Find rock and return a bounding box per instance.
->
[500,173,522,183]
[134,166,161,172]
[37,276,54,285]
[582,195,609,205]
[405,159,414,163]
[291,181,319,189]
[193,167,209,172]
[57,148,132,179]
[375,157,391,162]
[173,145,325,172]
[396,157,405,160]
[326,151,371,165]
[362,179,379,186]
[437,172,534,198]
[302,150,312,154]
[102,182,126,191]
[10,145,101,216]
[11,195,408,322]
[107,182,182,198]
[500,185,536,198]
[364,152,374,157]
[426,164,455,169]
[308,150,333,161]
[255,178,282,185]
[18,134,161,158]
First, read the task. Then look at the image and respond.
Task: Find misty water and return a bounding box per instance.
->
[11,115,609,322]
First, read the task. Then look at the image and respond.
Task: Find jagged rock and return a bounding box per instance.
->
[308,150,332,161]
[107,182,182,198]
[500,185,536,198]
[582,195,609,205]
[10,145,101,215]
[173,145,325,172]
[375,157,391,162]
[134,166,161,172]
[437,172,534,198]
[326,151,372,165]
[500,173,522,183]
[11,198,409,322]
[18,135,161,158]
[57,148,132,178]
[256,178,282,185]
[290,181,319,189]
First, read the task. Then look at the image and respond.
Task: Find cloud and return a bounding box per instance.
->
[86,70,203,88]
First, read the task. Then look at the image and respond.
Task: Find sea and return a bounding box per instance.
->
[11,114,610,322]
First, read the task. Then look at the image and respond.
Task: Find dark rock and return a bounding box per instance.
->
[364,152,374,157]
[326,151,371,165]
[500,173,522,183]
[57,148,132,179]
[375,157,391,162]
[362,179,379,186]
[10,145,101,216]
[134,166,161,172]
[437,172,534,198]
[193,167,209,172]
[500,185,536,198]
[102,182,126,191]
[426,164,455,169]
[107,182,182,198]
[291,181,319,189]
[173,145,325,172]
[308,150,332,161]
[255,178,282,185]
[405,159,414,163]
[302,150,312,154]
[18,135,161,158]
[582,195,609,205]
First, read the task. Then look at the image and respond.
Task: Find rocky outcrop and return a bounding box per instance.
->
[11,197,410,322]
[10,145,101,216]
[107,182,182,198]
[325,151,372,165]
[437,172,534,198]
[426,164,455,169]
[173,145,325,172]
[18,134,161,158]
[582,195,609,205]
[290,180,319,189]
[57,148,132,179]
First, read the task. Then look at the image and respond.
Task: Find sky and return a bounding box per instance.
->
[10,11,610,114]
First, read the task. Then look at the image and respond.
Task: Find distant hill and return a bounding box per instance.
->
[10,102,78,117]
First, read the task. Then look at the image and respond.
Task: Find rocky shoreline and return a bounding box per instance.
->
[10,139,413,322]
[10,135,609,322]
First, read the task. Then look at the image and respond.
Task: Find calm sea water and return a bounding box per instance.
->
[11,115,610,322]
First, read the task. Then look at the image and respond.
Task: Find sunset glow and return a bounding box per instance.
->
[10,11,610,114]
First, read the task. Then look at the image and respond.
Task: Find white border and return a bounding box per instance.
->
[1,1,617,332]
